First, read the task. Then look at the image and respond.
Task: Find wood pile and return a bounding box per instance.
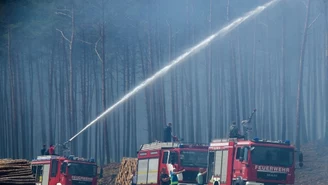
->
[0,159,35,185]
[97,163,120,185]
[115,158,137,185]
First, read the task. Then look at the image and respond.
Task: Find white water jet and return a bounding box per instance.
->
[68,0,280,142]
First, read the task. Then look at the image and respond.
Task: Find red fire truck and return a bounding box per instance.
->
[207,138,302,185]
[136,141,208,185]
[31,155,97,185]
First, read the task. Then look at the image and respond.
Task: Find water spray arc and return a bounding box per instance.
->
[66,0,280,144]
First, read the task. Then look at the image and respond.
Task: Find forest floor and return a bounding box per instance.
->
[98,141,328,185]
[295,140,328,185]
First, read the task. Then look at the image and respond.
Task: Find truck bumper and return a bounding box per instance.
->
[246,182,264,185]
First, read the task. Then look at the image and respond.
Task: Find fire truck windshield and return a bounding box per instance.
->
[180,150,208,167]
[68,163,97,177]
[251,146,293,167]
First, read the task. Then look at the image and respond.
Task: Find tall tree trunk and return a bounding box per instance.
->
[126,44,131,156]
[94,65,100,164]
[1,61,8,157]
[168,22,175,135]
[154,1,166,140]
[324,0,328,144]
[186,0,195,142]
[168,22,180,139]
[281,9,286,140]
[193,24,202,141]
[87,55,94,158]
[17,54,25,158]
[59,37,67,144]
[231,44,240,134]
[268,54,274,139]
[101,0,110,163]
[296,0,311,153]
[8,28,18,158]
[68,7,75,153]
[56,4,76,152]
[81,30,88,157]
[48,35,55,145]
[139,35,152,142]
[29,58,34,158]
[0,64,6,157]
[146,7,156,141]
[251,20,258,138]
[131,45,137,156]
[123,45,128,156]
[180,68,186,139]
[36,61,47,145]
[265,20,274,139]
[207,0,213,142]
[227,0,240,136]
[101,15,110,164]
[237,31,248,137]
[311,41,317,141]
[115,57,121,160]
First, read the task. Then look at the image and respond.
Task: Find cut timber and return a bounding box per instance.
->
[97,163,120,185]
[115,158,137,185]
[0,159,35,185]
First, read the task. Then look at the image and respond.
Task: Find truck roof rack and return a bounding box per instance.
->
[139,142,180,151]
[139,141,209,151]
[211,138,242,143]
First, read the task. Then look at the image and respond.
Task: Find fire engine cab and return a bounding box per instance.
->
[136,141,208,185]
[207,138,298,185]
[31,155,97,185]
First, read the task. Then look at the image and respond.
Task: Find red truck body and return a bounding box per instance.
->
[207,138,295,185]
[31,155,97,185]
[136,142,208,185]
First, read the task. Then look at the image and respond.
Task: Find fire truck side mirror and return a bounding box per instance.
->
[61,162,68,174]
[170,152,177,164]
[239,148,245,162]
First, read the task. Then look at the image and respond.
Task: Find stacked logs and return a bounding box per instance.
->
[97,163,120,185]
[0,159,35,185]
[115,158,137,185]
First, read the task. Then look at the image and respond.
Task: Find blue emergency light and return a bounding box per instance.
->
[284,140,290,145]
[253,137,260,142]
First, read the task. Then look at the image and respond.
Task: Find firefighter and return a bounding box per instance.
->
[128,170,136,185]
[160,168,170,185]
[196,168,207,185]
[229,121,245,139]
[40,145,46,155]
[99,167,103,178]
[170,168,185,185]
[163,123,173,142]
[48,144,55,155]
